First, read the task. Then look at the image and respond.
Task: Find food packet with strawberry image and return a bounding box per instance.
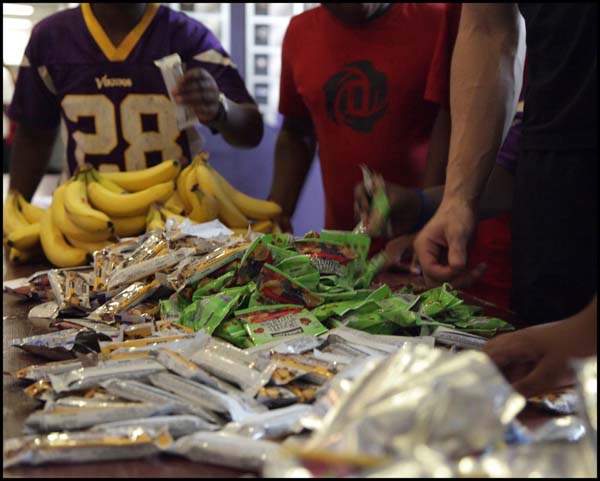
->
[231,234,294,286]
[235,304,327,345]
[256,264,323,308]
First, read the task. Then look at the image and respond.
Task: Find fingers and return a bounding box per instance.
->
[353,183,370,224]
[512,356,575,398]
[447,224,470,270]
[449,262,487,289]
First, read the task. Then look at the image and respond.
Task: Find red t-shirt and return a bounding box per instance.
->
[280,4,461,231]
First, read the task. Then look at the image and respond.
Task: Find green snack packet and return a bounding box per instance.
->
[319,289,373,303]
[257,264,324,308]
[193,285,253,334]
[179,299,200,329]
[275,255,320,291]
[344,312,391,333]
[419,283,463,317]
[447,303,483,320]
[214,318,256,349]
[312,285,391,321]
[363,321,400,336]
[377,298,420,328]
[319,230,371,265]
[294,238,357,279]
[159,299,180,323]
[354,251,387,289]
[235,304,328,345]
[453,316,514,332]
[192,271,235,300]
[232,234,293,286]
[267,243,298,263]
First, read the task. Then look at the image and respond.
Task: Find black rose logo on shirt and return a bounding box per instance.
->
[323,60,388,132]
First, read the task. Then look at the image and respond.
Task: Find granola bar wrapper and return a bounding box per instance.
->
[88,278,161,323]
[256,264,323,308]
[169,431,280,472]
[294,239,358,279]
[23,402,176,433]
[168,243,249,292]
[256,386,299,409]
[116,231,167,270]
[3,427,172,468]
[90,414,219,439]
[236,304,327,346]
[269,353,337,386]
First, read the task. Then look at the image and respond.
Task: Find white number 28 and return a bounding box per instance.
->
[61,93,183,171]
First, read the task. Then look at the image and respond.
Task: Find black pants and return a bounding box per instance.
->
[511,149,597,325]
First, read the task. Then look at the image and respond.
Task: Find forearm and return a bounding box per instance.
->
[8,123,57,200]
[565,294,597,357]
[212,99,264,148]
[269,127,316,218]
[443,4,525,209]
[422,108,451,188]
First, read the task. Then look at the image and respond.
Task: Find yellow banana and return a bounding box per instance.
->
[7,223,40,250]
[111,214,147,237]
[89,168,128,194]
[251,220,273,233]
[183,158,218,223]
[164,191,186,215]
[159,207,186,223]
[146,204,165,232]
[39,210,89,267]
[51,183,112,242]
[195,162,249,228]
[3,191,30,235]
[63,175,113,233]
[211,167,282,220]
[9,246,43,264]
[101,159,181,192]
[176,163,194,213]
[16,193,46,223]
[87,179,174,217]
[64,234,114,254]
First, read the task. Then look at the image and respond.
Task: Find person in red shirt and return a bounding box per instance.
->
[269,3,461,242]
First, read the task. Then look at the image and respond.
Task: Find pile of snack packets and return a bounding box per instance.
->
[3,219,597,477]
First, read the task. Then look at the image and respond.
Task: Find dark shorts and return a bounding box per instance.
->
[511,149,597,324]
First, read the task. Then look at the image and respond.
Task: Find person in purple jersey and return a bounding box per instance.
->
[8,3,263,200]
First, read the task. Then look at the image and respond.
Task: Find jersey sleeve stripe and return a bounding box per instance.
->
[193,49,237,69]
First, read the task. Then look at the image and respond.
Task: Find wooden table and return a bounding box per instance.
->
[3,259,555,477]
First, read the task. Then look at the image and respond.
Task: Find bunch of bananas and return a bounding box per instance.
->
[3,191,46,264]
[3,154,282,268]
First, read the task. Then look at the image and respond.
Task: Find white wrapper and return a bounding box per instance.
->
[24,402,175,433]
[170,431,280,472]
[225,404,314,440]
[4,427,172,468]
[90,414,219,439]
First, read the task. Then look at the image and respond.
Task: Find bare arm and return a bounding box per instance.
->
[422,107,451,188]
[8,123,58,200]
[443,3,525,209]
[210,98,264,148]
[268,116,317,232]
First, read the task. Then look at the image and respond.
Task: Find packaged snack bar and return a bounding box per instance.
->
[256,386,298,409]
[27,301,60,320]
[116,301,161,325]
[432,326,488,350]
[168,243,249,292]
[270,353,336,385]
[154,53,199,130]
[90,414,219,439]
[225,403,313,440]
[116,231,167,271]
[3,272,53,302]
[353,164,392,237]
[49,357,166,393]
[160,298,181,323]
[88,278,161,323]
[100,378,219,422]
[231,234,293,286]
[10,329,117,361]
[452,316,514,335]
[317,230,371,266]
[92,248,110,292]
[108,247,195,290]
[190,338,275,396]
[3,427,172,468]
[23,402,175,433]
[63,271,92,311]
[155,349,231,392]
[236,304,327,345]
[354,251,387,289]
[169,431,280,472]
[284,381,320,404]
[16,359,85,382]
[24,380,56,403]
[99,334,193,355]
[528,388,579,415]
[257,264,323,308]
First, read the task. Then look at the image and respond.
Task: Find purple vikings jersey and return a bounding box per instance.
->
[9,3,254,173]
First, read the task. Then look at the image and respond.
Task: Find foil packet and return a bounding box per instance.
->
[90,414,219,439]
[528,388,579,415]
[169,431,280,472]
[88,278,161,323]
[305,344,526,460]
[23,402,175,433]
[432,326,488,350]
[64,270,93,311]
[574,356,596,443]
[3,427,172,468]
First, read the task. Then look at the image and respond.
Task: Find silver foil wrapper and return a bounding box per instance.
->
[305,343,525,459]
